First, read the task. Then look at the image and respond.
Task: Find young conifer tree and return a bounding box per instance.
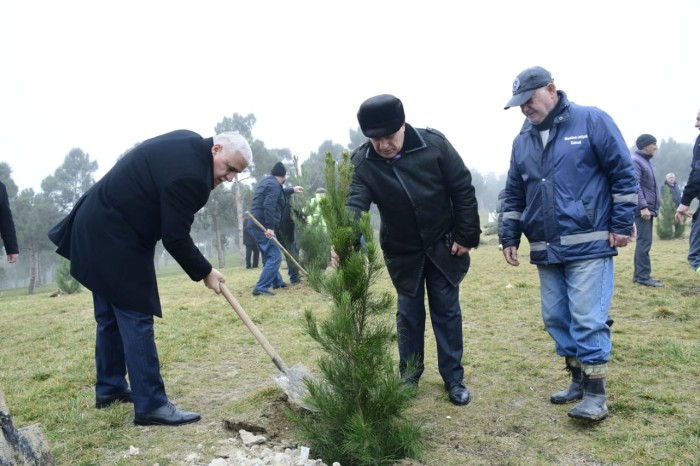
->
[56,257,80,294]
[656,189,677,240]
[293,152,422,465]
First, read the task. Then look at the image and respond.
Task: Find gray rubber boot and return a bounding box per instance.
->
[568,374,608,421]
[550,357,583,404]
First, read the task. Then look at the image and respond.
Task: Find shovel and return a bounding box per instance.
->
[219,284,314,410]
[245,211,308,276]
[1,389,55,465]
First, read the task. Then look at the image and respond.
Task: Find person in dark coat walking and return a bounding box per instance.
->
[48,130,252,426]
[0,180,19,263]
[243,225,260,268]
[277,197,302,285]
[345,94,481,406]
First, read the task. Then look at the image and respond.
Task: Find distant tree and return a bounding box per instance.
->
[656,188,685,240]
[56,257,80,294]
[652,138,694,190]
[348,127,365,152]
[0,162,18,196]
[195,185,236,268]
[41,148,98,213]
[215,113,258,265]
[300,140,346,194]
[12,189,62,294]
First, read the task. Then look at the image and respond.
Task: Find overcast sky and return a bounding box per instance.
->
[1,0,698,192]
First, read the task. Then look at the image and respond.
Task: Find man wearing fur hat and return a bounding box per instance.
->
[246,162,302,296]
[632,134,663,287]
[347,94,481,406]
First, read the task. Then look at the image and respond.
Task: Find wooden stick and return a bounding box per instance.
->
[245,211,309,276]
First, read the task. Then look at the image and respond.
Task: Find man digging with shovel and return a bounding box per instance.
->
[48,130,252,426]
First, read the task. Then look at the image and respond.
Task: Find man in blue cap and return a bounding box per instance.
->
[501,66,638,421]
[346,94,481,406]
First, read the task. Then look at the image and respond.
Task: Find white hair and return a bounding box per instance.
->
[214,132,253,164]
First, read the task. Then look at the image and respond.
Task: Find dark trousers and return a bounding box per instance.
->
[396,259,464,385]
[245,244,260,268]
[93,293,168,414]
[633,215,654,281]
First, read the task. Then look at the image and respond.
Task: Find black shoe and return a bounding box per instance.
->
[273,283,289,289]
[252,289,275,296]
[133,402,201,426]
[445,381,471,406]
[95,389,134,409]
[634,278,664,287]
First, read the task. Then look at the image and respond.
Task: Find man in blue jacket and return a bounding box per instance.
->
[49,130,252,426]
[246,162,302,296]
[501,67,638,422]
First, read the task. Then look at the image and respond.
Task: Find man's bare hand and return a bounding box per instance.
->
[676,204,692,223]
[502,246,519,266]
[450,241,471,256]
[203,268,225,293]
[609,233,631,248]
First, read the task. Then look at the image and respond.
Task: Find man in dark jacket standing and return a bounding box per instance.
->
[48,130,252,426]
[347,94,480,406]
[0,180,19,263]
[502,67,638,422]
[246,162,302,296]
[632,134,663,287]
[675,108,700,273]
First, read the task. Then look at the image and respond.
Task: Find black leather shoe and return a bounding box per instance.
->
[95,389,134,409]
[133,402,201,426]
[634,278,664,287]
[252,289,275,296]
[445,381,471,406]
[273,283,289,289]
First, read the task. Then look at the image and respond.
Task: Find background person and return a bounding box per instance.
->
[48,130,252,426]
[675,108,700,273]
[247,162,302,295]
[243,226,260,269]
[501,66,638,422]
[346,94,481,406]
[0,180,19,263]
[632,134,663,287]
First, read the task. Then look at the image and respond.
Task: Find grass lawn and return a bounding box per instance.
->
[1,235,698,465]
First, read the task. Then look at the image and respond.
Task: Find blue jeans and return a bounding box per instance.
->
[537,257,613,365]
[248,225,284,292]
[93,293,168,414]
[396,258,464,385]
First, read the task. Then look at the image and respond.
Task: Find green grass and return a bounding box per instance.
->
[1,236,699,465]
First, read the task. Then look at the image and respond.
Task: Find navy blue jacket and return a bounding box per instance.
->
[48,130,214,316]
[249,175,291,231]
[502,92,638,264]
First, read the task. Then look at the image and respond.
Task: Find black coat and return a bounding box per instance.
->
[0,181,18,255]
[347,124,480,296]
[48,130,214,316]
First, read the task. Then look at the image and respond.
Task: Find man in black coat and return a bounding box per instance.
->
[48,130,252,426]
[346,94,481,406]
[0,180,19,263]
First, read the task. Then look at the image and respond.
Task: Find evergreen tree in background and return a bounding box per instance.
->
[292,153,422,465]
[657,189,684,240]
[56,257,80,294]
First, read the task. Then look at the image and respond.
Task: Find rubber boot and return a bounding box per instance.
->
[550,357,583,404]
[568,373,608,421]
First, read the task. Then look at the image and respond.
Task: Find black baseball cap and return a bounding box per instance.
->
[357,94,405,138]
[504,66,554,110]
